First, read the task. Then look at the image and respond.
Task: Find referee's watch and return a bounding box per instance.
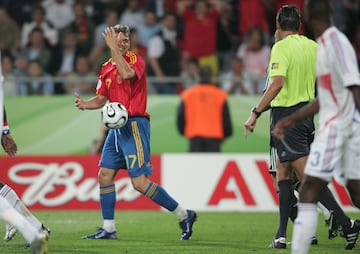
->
[251,107,262,119]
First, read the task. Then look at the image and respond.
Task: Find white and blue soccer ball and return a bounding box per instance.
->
[101,102,128,129]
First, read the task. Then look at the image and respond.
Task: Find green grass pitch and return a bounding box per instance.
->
[0,211,358,253]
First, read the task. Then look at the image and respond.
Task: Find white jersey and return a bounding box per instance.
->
[305,27,360,184]
[316,26,360,129]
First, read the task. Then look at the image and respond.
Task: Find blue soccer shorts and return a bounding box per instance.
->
[99,117,152,177]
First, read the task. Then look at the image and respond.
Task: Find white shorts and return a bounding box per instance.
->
[305,123,360,185]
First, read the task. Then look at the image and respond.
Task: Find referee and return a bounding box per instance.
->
[244,5,356,249]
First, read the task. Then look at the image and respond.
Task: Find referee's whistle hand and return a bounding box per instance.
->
[244,114,257,137]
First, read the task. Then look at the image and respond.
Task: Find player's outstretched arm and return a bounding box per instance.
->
[74,93,107,110]
[349,85,360,112]
[272,98,319,139]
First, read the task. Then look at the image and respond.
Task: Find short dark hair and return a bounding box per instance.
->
[306,0,332,23]
[112,24,130,37]
[276,5,301,32]
[199,66,212,84]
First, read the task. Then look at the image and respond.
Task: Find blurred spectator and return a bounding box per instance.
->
[130,28,147,60]
[220,56,251,95]
[119,0,145,30]
[235,27,270,93]
[21,4,59,49]
[65,1,94,55]
[177,65,232,152]
[82,0,106,26]
[42,0,75,32]
[48,30,81,94]
[13,53,29,84]
[144,0,181,19]
[237,0,270,40]
[19,27,52,72]
[180,57,200,90]
[19,59,54,95]
[1,51,18,96]
[147,12,181,94]
[138,10,160,48]
[177,0,222,76]
[0,0,34,26]
[93,9,119,47]
[0,6,21,54]
[216,2,237,73]
[64,55,95,94]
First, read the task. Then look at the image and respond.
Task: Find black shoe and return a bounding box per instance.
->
[325,210,341,240]
[179,210,197,240]
[311,236,318,245]
[343,219,360,250]
[269,237,286,249]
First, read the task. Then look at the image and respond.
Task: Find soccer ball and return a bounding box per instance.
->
[101,102,128,129]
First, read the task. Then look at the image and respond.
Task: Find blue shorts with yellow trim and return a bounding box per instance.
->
[99,117,152,177]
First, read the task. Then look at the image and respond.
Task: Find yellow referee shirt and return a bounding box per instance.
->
[268,34,317,107]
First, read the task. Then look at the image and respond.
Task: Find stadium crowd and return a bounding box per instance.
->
[0,0,359,96]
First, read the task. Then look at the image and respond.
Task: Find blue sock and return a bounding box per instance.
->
[144,182,178,211]
[100,184,116,220]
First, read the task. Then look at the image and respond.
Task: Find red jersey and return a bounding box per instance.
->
[96,51,150,118]
[181,7,220,57]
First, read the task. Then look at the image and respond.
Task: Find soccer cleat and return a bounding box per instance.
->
[179,210,197,240]
[82,227,118,239]
[269,237,286,249]
[343,219,360,250]
[4,224,17,241]
[325,210,341,240]
[25,224,51,249]
[311,236,318,245]
[29,232,48,254]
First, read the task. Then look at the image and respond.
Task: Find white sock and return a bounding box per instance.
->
[292,203,318,254]
[0,196,38,244]
[103,219,116,233]
[0,185,42,230]
[173,205,188,221]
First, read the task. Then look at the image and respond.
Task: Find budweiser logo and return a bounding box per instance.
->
[8,162,141,207]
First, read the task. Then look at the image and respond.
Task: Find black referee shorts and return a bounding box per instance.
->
[270,102,315,163]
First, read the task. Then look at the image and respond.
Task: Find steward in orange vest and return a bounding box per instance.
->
[177,66,232,152]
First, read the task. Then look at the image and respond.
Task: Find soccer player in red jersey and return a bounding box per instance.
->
[75,25,197,240]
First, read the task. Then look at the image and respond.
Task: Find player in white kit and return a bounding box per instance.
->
[272,0,360,253]
[0,53,49,253]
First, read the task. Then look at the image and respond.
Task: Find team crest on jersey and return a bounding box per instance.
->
[271,63,279,69]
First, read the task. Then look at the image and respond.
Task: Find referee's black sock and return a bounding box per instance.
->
[275,179,297,239]
[319,187,351,230]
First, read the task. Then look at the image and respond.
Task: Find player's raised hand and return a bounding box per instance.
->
[1,134,17,157]
[103,27,118,51]
[74,92,85,110]
[244,113,257,138]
